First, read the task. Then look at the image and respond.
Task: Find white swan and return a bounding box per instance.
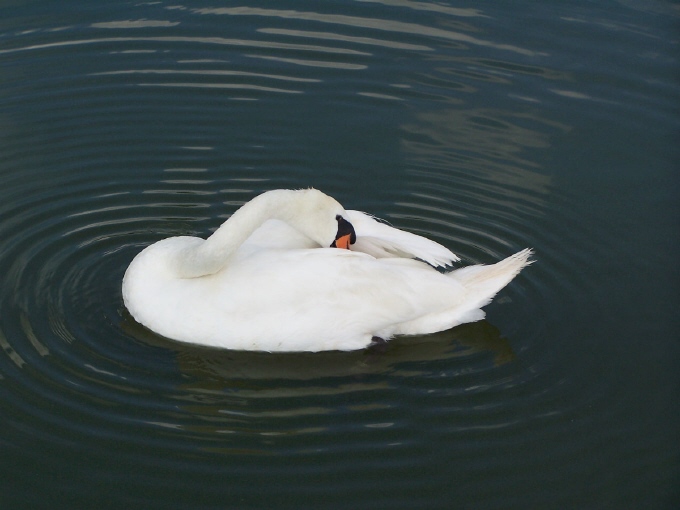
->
[122,189,533,352]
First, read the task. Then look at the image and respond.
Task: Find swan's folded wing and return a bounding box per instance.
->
[347,210,459,268]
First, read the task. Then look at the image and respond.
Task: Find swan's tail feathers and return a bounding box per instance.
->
[451,249,534,309]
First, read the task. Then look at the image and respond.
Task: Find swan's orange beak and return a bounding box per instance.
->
[334,234,352,250]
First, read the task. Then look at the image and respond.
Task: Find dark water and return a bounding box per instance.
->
[1,1,678,508]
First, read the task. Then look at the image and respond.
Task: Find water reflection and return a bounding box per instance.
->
[401,107,565,202]
[258,28,432,52]
[354,0,485,19]
[0,36,370,57]
[194,6,539,56]
[91,20,180,29]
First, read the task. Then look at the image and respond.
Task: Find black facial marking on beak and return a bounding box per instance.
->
[331,215,356,248]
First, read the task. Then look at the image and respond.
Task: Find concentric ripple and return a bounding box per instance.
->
[1,1,677,509]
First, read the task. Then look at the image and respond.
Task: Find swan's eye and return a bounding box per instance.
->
[335,214,342,221]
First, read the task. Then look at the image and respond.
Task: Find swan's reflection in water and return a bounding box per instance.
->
[123,309,516,456]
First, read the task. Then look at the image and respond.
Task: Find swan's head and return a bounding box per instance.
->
[270,189,356,249]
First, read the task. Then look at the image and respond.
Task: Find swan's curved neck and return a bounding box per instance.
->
[176,191,287,278]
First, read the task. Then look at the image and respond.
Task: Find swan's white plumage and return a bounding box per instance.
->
[345,210,459,267]
[122,189,533,352]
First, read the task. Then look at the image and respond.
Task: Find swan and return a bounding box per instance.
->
[122,189,533,352]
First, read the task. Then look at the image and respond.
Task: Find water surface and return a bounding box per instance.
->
[0,1,678,509]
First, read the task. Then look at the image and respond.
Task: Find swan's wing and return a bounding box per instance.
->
[347,210,459,268]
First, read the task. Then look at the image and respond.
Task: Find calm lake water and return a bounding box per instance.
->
[0,1,678,508]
